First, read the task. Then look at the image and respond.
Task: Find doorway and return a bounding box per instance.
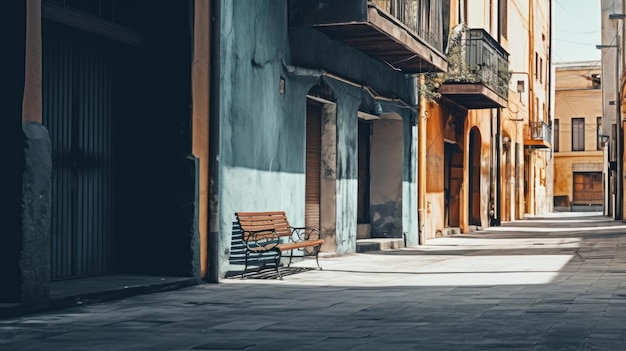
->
[305,98,323,230]
[43,23,117,279]
[357,119,371,228]
[468,127,481,226]
[445,142,462,227]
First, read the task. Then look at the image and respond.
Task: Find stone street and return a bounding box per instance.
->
[2,213,626,350]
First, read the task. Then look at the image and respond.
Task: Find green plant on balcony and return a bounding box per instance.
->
[496,62,512,97]
[419,73,442,102]
[443,42,477,83]
[419,30,512,102]
[442,34,512,99]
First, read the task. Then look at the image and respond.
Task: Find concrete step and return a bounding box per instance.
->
[356,238,405,253]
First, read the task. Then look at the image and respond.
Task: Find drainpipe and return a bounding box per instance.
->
[548,0,553,213]
[494,110,501,226]
[527,0,535,215]
[418,74,427,245]
[207,0,221,283]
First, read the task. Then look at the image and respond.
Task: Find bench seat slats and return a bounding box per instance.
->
[278,239,324,251]
[237,211,287,217]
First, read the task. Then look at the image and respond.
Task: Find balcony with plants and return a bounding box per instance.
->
[438,27,511,109]
[288,0,448,73]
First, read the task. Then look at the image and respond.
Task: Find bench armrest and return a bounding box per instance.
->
[290,226,320,241]
[242,229,280,252]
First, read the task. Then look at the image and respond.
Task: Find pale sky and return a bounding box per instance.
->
[552,0,602,63]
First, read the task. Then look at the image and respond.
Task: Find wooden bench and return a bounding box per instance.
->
[235,211,324,279]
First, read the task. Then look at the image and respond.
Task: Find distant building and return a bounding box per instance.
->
[553,61,604,212]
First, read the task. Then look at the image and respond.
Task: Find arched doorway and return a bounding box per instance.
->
[468,127,482,226]
[444,114,463,228]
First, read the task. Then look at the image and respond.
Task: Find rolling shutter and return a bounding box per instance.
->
[305,99,322,230]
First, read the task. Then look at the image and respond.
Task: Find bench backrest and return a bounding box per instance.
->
[235,211,292,238]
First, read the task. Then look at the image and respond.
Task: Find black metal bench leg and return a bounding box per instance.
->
[287,248,294,267]
[241,251,250,279]
[273,248,283,280]
[315,246,322,270]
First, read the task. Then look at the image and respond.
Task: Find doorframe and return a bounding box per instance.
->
[468,127,482,226]
[306,94,337,253]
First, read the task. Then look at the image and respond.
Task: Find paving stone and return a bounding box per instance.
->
[4,213,626,350]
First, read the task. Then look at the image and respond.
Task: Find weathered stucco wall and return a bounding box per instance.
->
[218,1,418,274]
[500,107,526,221]
[219,1,307,276]
[554,154,603,204]
[425,103,446,239]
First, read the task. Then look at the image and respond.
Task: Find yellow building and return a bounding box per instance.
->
[553,62,604,211]
[421,0,553,239]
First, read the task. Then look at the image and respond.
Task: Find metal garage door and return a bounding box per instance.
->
[573,172,602,205]
[43,24,115,280]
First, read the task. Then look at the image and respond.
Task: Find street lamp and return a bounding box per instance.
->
[597,12,625,219]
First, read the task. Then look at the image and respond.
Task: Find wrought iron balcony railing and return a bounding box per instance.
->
[442,28,510,100]
[371,0,443,51]
[289,0,447,72]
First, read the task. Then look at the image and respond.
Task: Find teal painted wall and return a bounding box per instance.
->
[218,0,419,276]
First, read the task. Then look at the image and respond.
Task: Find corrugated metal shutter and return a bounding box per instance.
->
[305,99,322,230]
[573,172,603,204]
[43,24,115,280]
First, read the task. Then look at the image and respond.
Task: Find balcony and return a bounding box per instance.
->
[288,0,447,73]
[439,28,510,109]
[524,121,552,149]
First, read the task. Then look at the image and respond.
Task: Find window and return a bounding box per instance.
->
[539,58,543,83]
[535,53,539,79]
[597,117,602,150]
[499,0,508,39]
[572,118,585,151]
[554,119,559,152]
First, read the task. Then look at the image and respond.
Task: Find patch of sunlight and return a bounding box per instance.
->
[485,225,626,232]
[420,237,582,249]
[229,254,575,287]
[512,218,613,224]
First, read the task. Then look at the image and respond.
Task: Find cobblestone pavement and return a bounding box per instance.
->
[2,213,626,350]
